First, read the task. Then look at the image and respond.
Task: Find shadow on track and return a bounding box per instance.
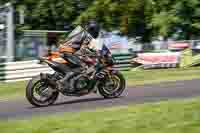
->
[29,95,125,109]
[29,97,107,109]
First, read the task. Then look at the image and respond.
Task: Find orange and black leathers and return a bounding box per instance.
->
[58,31,90,68]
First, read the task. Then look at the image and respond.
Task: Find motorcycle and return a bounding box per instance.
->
[25,26,126,107]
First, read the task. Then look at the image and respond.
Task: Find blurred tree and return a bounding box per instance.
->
[75,0,155,41]
[0,0,94,30]
[150,0,200,40]
[0,0,200,41]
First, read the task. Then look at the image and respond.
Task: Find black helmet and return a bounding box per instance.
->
[86,20,100,38]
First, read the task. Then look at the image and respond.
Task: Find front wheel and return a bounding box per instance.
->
[26,76,59,107]
[98,71,126,98]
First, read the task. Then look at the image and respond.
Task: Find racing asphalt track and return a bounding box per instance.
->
[1,79,200,120]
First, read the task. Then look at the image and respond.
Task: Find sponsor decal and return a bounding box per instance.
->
[133,52,180,68]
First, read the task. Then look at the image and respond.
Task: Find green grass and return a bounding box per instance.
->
[1,67,200,99]
[123,67,200,85]
[0,81,26,99]
[1,98,200,133]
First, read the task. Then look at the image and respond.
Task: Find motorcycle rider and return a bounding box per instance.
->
[57,20,101,91]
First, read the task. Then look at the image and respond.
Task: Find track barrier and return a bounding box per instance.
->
[0,54,133,82]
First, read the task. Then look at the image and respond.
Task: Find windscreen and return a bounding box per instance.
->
[67,26,84,39]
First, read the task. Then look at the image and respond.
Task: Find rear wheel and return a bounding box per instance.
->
[26,76,59,107]
[98,71,126,98]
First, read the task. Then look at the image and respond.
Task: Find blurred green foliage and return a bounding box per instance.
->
[0,0,200,41]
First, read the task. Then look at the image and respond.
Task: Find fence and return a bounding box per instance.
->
[0,60,53,82]
[0,54,133,82]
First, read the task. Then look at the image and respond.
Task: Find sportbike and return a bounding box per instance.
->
[26,26,126,107]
